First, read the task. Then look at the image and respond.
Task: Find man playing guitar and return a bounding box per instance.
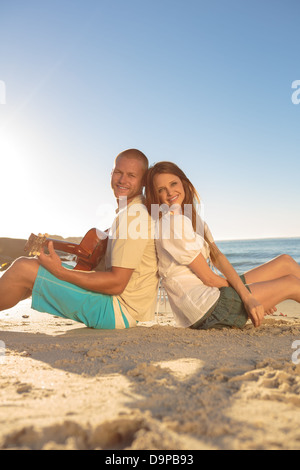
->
[0,149,159,330]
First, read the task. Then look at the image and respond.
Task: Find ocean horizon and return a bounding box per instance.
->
[216,236,300,242]
[216,237,300,274]
[1,235,299,276]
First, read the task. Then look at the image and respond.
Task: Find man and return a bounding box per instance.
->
[0,149,159,329]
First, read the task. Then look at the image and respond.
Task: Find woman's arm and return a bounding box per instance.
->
[189,252,229,288]
[209,242,265,327]
[210,243,253,299]
[190,243,265,327]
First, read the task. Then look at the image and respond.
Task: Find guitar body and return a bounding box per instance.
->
[70,228,108,271]
[24,228,108,271]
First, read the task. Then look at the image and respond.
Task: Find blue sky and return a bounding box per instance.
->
[0,0,299,241]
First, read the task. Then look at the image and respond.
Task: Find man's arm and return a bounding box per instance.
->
[38,242,134,296]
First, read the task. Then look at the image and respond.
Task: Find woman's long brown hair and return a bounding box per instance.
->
[145,161,200,228]
[145,161,217,262]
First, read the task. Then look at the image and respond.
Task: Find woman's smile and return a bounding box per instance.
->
[154,173,185,207]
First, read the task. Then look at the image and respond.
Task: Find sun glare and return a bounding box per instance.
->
[0,129,27,186]
[0,126,34,238]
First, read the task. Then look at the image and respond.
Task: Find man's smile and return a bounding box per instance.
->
[116,185,130,191]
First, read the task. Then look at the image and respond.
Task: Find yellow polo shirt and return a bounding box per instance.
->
[105,195,159,324]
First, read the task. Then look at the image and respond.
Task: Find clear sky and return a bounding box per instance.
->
[0,0,299,241]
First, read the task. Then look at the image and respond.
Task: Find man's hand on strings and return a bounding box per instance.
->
[38,241,63,278]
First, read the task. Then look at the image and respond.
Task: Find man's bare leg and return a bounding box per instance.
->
[0,257,40,311]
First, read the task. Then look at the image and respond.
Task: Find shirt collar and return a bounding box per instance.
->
[115,194,145,214]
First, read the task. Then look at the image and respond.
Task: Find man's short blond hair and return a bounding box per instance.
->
[114,149,149,172]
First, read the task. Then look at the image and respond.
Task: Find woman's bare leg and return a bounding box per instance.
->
[0,257,40,311]
[244,254,300,284]
[247,274,300,326]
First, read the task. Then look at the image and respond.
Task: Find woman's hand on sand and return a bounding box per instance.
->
[38,241,63,278]
[245,295,265,328]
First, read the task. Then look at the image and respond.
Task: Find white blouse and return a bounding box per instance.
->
[155,213,220,327]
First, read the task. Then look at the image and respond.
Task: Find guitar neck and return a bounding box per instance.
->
[48,238,79,256]
[24,228,107,268]
[49,238,95,261]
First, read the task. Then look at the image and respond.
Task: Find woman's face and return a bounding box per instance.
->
[153,173,185,207]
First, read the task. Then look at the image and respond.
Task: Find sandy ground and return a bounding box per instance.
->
[0,296,300,450]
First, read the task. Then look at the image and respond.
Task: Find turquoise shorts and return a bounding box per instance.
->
[190,274,251,330]
[32,264,131,329]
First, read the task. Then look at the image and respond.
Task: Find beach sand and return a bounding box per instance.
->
[0,295,300,450]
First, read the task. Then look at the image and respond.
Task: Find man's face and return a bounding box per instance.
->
[111,156,145,204]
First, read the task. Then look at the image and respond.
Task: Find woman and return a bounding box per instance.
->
[145,161,300,329]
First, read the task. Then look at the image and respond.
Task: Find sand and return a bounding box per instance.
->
[0,294,299,451]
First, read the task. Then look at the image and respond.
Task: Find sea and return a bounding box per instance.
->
[216,237,300,274]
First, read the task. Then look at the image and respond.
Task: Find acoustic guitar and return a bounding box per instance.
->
[24,228,108,271]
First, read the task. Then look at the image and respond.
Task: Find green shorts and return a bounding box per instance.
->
[190,274,251,330]
[32,264,132,329]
